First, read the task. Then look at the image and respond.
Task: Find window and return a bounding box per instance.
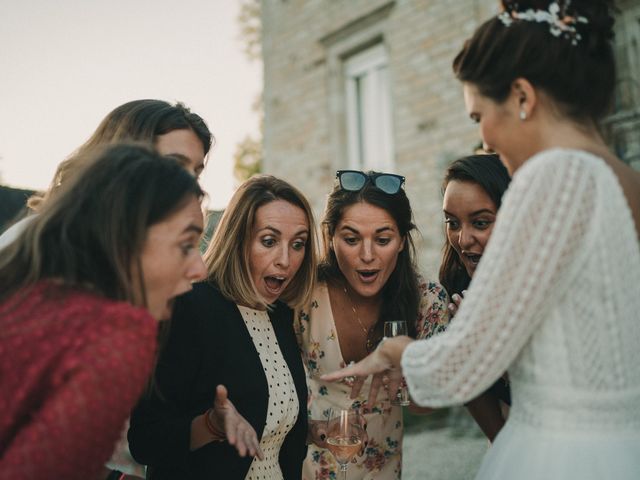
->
[605,4,640,169]
[344,44,395,171]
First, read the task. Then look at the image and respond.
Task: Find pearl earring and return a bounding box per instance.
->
[519,110,527,121]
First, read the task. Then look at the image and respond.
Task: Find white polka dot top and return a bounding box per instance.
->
[238,305,300,480]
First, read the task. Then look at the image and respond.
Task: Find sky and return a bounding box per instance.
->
[0,0,261,210]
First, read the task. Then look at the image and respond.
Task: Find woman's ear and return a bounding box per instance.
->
[511,77,537,121]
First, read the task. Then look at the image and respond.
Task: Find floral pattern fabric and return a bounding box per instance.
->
[295,277,449,479]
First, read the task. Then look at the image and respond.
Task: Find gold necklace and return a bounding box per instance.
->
[343,286,376,352]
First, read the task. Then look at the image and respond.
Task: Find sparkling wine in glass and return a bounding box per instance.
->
[383,320,411,406]
[325,408,363,480]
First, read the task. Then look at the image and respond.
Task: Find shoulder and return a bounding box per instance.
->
[297,281,327,317]
[56,290,157,374]
[416,274,449,304]
[56,284,156,334]
[515,148,605,184]
[415,274,450,339]
[89,297,157,346]
[271,299,295,323]
[176,281,233,311]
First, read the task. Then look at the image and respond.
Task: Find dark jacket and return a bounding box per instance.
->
[128,282,308,479]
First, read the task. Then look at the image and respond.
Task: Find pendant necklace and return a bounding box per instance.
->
[343,285,375,352]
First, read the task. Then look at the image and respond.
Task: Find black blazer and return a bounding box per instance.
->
[128,282,308,480]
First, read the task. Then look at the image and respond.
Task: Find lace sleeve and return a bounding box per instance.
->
[0,307,156,480]
[402,150,597,406]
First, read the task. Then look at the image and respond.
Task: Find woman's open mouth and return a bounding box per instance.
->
[357,270,379,283]
[264,275,287,294]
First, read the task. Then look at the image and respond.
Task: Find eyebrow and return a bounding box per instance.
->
[183,224,203,235]
[443,208,495,217]
[340,225,395,234]
[166,153,190,164]
[259,225,309,237]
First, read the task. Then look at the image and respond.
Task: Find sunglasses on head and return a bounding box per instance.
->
[336,170,406,195]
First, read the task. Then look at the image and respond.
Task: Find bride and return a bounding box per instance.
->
[322,1,640,478]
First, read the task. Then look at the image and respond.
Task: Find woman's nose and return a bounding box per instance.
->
[458,226,475,250]
[189,255,207,282]
[360,240,374,262]
[275,246,290,268]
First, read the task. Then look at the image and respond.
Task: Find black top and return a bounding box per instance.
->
[128,282,308,480]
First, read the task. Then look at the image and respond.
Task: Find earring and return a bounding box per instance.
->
[519,110,527,121]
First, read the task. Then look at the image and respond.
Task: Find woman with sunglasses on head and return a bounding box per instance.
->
[296,170,449,480]
[323,1,640,478]
[128,175,318,480]
[440,154,512,442]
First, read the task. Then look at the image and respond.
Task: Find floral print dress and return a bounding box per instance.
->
[295,277,449,480]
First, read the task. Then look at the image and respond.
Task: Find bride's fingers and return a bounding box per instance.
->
[321,364,360,382]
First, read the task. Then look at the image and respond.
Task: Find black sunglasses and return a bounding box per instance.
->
[336,170,406,195]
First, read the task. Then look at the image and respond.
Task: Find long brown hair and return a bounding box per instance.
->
[0,143,204,304]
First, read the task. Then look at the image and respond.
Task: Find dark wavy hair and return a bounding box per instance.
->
[319,173,420,338]
[453,0,617,125]
[439,154,511,296]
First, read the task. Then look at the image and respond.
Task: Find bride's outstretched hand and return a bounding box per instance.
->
[321,336,413,407]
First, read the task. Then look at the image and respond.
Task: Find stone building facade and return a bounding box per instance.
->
[261,0,640,277]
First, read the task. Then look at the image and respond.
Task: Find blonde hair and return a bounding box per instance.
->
[204,175,317,310]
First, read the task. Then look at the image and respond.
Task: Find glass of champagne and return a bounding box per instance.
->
[383,320,410,406]
[325,408,363,480]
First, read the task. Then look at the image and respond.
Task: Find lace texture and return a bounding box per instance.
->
[402,149,640,432]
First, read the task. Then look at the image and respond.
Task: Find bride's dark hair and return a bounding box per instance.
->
[453,0,617,124]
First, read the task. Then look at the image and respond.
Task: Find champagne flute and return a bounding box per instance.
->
[383,320,410,406]
[325,408,363,480]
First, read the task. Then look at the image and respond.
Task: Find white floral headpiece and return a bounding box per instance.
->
[498,2,589,46]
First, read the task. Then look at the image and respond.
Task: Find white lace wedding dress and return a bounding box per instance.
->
[402,149,640,479]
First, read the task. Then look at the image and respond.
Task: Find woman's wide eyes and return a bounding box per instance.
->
[292,239,306,251]
[261,236,307,250]
[445,218,460,229]
[261,236,276,247]
[343,236,392,245]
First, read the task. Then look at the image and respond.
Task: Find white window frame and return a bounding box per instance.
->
[344,44,395,171]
